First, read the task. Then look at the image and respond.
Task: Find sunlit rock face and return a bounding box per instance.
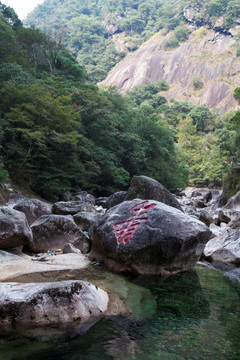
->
[89,199,211,275]
[0,280,109,340]
[101,27,240,115]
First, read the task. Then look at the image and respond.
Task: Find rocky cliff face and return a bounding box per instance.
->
[101,25,240,115]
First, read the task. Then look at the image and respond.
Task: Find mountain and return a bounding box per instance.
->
[101,24,240,115]
[25,0,240,114]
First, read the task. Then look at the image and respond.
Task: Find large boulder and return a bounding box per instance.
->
[13,198,52,225]
[53,201,97,215]
[126,176,182,211]
[89,199,211,275]
[224,191,240,211]
[204,229,240,264]
[0,280,108,339]
[28,215,91,254]
[214,191,240,224]
[106,191,127,209]
[73,212,102,231]
[0,207,32,250]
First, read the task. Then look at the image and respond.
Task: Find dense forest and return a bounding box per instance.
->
[0,0,239,200]
[25,0,240,82]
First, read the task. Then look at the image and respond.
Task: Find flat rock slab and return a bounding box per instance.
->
[89,199,211,275]
[0,250,90,281]
[0,280,108,339]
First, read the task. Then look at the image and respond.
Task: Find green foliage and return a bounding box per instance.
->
[174,26,189,42]
[0,11,189,197]
[24,0,186,82]
[192,75,204,90]
[164,36,179,49]
[234,87,240,103]
[156,78,169,91]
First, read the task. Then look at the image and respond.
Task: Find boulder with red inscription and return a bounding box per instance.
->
[89,199,211,275]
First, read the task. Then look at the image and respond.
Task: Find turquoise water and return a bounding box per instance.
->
[1,265,240,360]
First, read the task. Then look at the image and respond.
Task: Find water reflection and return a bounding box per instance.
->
[1,265,240,360]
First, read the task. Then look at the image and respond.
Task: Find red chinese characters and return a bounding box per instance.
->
[113,201,157,245]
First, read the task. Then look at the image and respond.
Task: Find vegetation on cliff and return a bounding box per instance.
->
[25,0,240,82]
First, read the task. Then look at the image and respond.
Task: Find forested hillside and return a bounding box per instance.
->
[1,1,239,199]
[25,0,240,82]
[0,2,189,199]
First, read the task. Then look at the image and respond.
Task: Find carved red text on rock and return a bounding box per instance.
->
[113,201,157,245]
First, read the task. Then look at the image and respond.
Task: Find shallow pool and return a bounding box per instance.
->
[1,265,240,360]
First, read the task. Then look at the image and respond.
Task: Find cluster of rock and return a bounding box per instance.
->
[0,176,239,338]
[177,188,240,283]
[0,186,108,338]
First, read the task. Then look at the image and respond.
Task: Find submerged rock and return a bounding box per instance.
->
[0,280,108,339]
[0,207,32,250]
[89,199,211,275]
[126,176,182,211]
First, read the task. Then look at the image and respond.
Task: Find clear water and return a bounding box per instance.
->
[1,264,240,360]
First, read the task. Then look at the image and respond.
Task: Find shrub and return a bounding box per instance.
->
[164,36,179,50]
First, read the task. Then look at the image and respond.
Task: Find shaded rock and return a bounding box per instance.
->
[126,176,182,211]
[0,280,108,339]
[204,229,240,264]
[224,191,240,211]
[62,243,82,255]
[191,188,212,202]
[213,191,228,209]
[89,199,211,275]
[214,192,240,224]
[218,210,231,224]
[106,191,127,209]
[228,216,240,230]
[183,205,198,217]
[13,198,52,225]
[199,209,214,227]
[193,198,206,208]
[73,212,102,231]
[60,191,73,202]
[28,215,91,254]
[53,201,97,215]
[0,207,32,250]
[73,191,96,205]
[96,197,108,207]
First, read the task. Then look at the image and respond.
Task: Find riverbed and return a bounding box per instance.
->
[1,263,240,360]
